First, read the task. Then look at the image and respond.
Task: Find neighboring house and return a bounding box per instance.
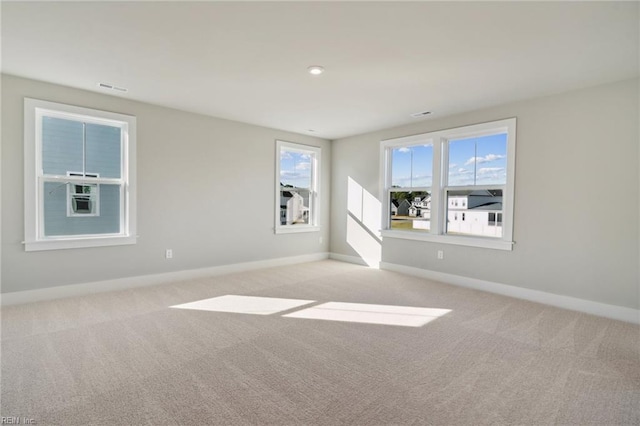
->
[413,196,431,210]
[40,117,122,236]
[410,196,431,218]
[280,188,310,225]
[447,190,503,237]
[280,191,292,225]
[390,200,399,216]
[393,193,503,236]
[448,190,500,210]
[396,199,412,216]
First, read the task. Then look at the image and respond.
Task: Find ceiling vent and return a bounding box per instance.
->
[410,111,432,118]
[98,83,128,93]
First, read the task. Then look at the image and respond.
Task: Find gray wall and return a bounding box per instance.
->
[331,78,639,310]
[2,74,331,293]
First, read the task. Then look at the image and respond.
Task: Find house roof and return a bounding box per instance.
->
[2,2,637,139]
[470,202,503,211]
[468,190,501,197]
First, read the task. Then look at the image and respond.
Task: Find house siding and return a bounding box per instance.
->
[43,183,121,236]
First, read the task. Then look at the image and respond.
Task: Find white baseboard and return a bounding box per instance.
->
[1,252,330,306]
[328,252,375,267]
[380,261,640,325]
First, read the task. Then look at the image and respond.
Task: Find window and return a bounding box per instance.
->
[275,140,320,233]
[388,143,433,232]
[24,98,136,251]
[381,118,516,250]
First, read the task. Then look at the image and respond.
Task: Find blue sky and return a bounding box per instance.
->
[391,145,433,187]
[448,133,507,186]
[392,133,507,187]
[280,150,311,188]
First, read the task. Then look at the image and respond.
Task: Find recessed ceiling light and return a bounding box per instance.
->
[410,111,432,118]
[307,66,325,76]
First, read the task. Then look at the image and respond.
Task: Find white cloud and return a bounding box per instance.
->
[477,167,504,175]
[465,154,505,166]
[295,161,311,171]
[282,170,310,179]
[397,147,411,153]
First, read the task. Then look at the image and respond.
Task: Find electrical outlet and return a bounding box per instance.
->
[165,249,173,259]
[437,250,444,260]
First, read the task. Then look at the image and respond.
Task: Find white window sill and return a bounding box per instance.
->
[275,225,320,234]
[25,235,137,251]
[381,230,514,251]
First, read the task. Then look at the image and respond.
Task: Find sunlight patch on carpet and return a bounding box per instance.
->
[171,295,315,315]
[283,302,451,327]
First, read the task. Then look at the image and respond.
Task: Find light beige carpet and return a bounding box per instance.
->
[1,260,639,425]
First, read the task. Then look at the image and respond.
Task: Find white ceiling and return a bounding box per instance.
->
[2,1,638,140]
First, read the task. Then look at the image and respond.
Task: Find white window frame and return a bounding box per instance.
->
[24,98,137,251]
[275,140,321,234]
[380,118,516,251]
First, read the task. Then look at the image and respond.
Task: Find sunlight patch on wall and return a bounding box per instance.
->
[347,177,364,220]
[284,302,451,327]
[171,295,315,315]
[347,177,382,267]
[347,176,381,240]
[347,215,382,267]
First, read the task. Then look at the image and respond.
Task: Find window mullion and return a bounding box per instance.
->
[381,147,392,231]
[82,122,87,177]
[432,136,444,235]
[37,176,45,240]
[41,175,123,185]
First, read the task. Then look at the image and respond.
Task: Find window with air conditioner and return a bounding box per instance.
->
[24,98,137,251]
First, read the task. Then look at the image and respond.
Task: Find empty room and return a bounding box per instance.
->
[1,2,639,425]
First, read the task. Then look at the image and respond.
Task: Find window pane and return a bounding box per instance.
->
[446,189,503,237]
[448,133,507,186]
[86,123,122,178]
[279,188,310,225]
[279,148,313,226]
[43,182,121,236]
[42,116,83,175]
[391,144,433,188]
[389,191,431,232]
[280,150,312,189]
